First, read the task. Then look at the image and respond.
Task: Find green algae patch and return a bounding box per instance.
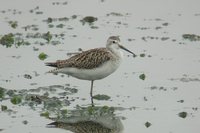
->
[140,53,146,57]
[1,105,8,111]
[145,121,152,128]
[43,31,52,43]
[106,12,124,17]
[11,96,22,105]
[139,74,146,80]
[44,17,69,23]
[40,111,50,118]
[43,97,63,111]
[0,33,14,47]
[22,120,28,125]
[24,74,32,79]
[71,15,77,19]
[6,89,16,97]
[162,22,169,26]
[60,109,68,118]
[182,34,200,41]
[56,24,65,28]
[93,94,110,100]
[178,112,187,118]
[80,16,98,25]
[0,87,5,98]
[85,105,114,115]
[38,52,48,60]
[75,105,115,116]
[48,24,54,28]
[8,21,18,29]
[0,85,74,117]
[0,33,30,47]
[25,94,44,105]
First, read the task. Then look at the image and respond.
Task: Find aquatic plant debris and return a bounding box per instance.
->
[8,21,18,29]
[44,17,69,23]
[140,53,146,57]
[148,86,178,91]
[22,120,28,125]
[182,34,200,41]
[24,74,32,79]
[0,33,14,47]
[162,22,169,26]
[1,105,8,111]
[139,74,146,80]
[43,31,52,43]
[10,96,22,105]
[93,94,111,100]
[38,52,48,60]
[106,12,129,17]
[22,24,39,31]
[0,87,5,98]
[177,100,184,103]
[40,111,50,118]
[0,33,31,47]
[178,112,187,118]
[145,121,152,128]
[52,1,68,6]
[0,85,121,126]
[0,85,78,117]
[56,23,65,28]
[80,16,98,25]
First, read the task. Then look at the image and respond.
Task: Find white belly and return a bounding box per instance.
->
[57,59,121,80]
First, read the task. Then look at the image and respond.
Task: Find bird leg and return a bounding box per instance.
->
[90,80,94,107]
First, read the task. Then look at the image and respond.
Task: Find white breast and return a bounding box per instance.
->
[58,57,122,81]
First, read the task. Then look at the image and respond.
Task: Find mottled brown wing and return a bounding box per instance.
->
[55,48,113,69]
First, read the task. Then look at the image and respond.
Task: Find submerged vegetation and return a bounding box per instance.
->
[0,33,15,47]
[0,85,125,133]
[0,33,30,47]
[178,112,187,118]
[93,94,111,100]
[182,34,200,41]
[42,31,52,43]
[1,105,8,111]
[80,16,98,25]
[0,15,100,48]
[40,111,50,118]
[0,85,78,112]
[139,74,146,80]
[10,95,22,105]
[8,21,18,29]
[38,52,48,60]
[145,121,152,128]
[0,87,5,98]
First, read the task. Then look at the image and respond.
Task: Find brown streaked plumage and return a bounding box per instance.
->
[45,36,136,106]
[46,48,114,70]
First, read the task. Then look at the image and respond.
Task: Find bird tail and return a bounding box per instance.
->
[45,62,58,67]
[47,122,59,127]
[45,62,59,74]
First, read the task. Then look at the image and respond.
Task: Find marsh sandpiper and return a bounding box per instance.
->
[46,36,136,105]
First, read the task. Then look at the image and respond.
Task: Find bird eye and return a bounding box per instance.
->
[112,40,116,43]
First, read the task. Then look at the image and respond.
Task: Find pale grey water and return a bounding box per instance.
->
[0,0,200,133]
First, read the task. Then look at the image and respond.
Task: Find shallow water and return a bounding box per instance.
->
[0,0,200,133]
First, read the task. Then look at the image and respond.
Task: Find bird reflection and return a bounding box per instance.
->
[47,106,123,133]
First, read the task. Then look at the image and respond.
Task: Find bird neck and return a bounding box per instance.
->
[107,46,123,59]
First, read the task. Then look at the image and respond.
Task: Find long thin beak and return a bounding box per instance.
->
[119,44,136,57]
